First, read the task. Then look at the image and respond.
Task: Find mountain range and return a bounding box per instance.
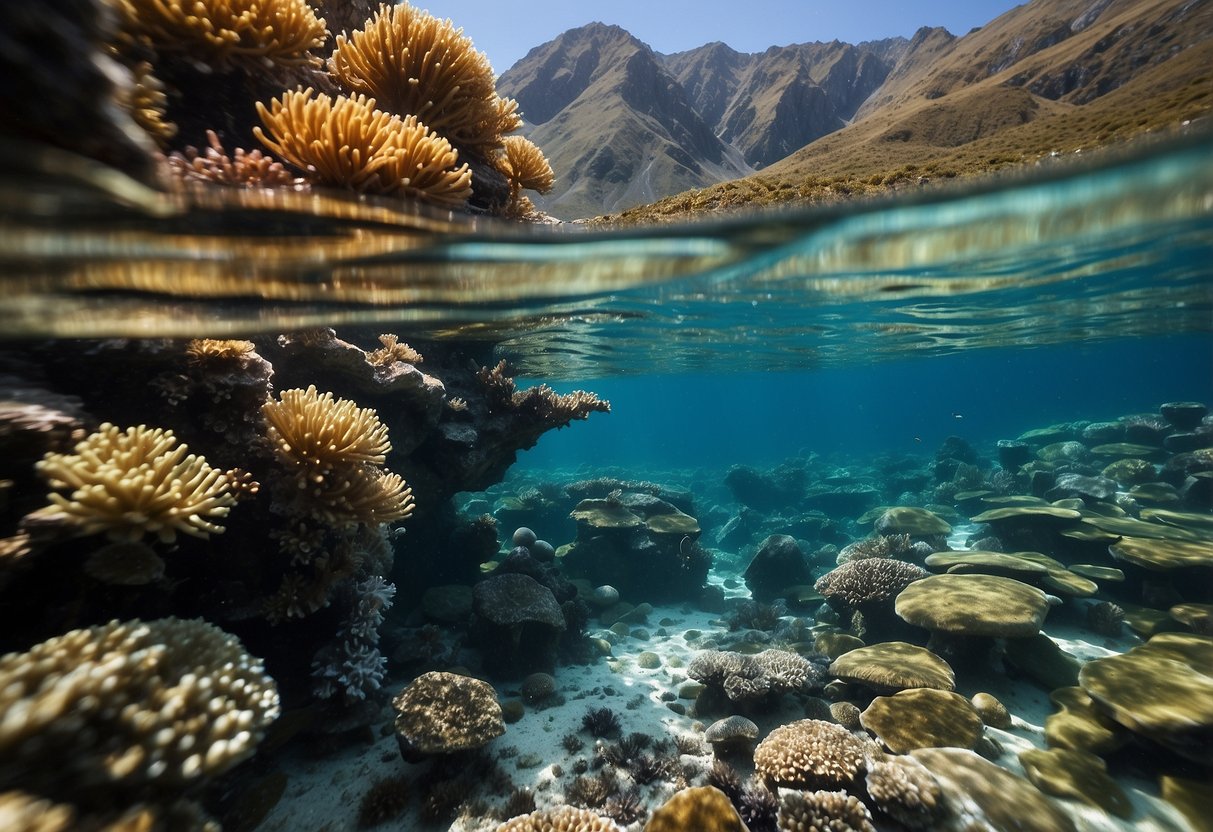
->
[495,0,1213,221]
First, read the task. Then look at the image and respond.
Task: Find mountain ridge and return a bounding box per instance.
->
[497,0,1212,221]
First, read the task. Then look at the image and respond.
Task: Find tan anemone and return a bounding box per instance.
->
[328,2,521,149]
[35,423,236,543]
[254,88,473,207]
[262,385,392,472]
[118,0,327,69]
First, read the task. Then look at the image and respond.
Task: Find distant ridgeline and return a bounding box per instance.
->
[496,0,1213,220]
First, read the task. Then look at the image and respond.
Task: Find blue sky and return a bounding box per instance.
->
[426,1,1023,74]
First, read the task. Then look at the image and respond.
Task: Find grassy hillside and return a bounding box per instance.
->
[600,0,1212,224]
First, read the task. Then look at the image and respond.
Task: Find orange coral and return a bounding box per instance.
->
[328,2,521,150]
[254,88,472,207]
[118,0,327,69]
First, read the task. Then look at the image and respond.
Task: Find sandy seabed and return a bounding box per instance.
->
[258,568,1196,832]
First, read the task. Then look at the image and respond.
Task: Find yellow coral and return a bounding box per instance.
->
[35,423,236,543]
[254,88,473,207]
[304,466,415,526]
[118,0,327,69]
[328,2,521,150]
[501,135,554,195]
[262,385,391,472]
[185,337,256,364]
[0,618,280,790]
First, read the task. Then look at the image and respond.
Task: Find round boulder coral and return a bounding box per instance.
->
[645,786,747,832]
[864,756,944,829]
[392,671,505,761]
[753,719,868,791]
[0,618,280,792]
[776,789,875,832]
[496,806,621,832]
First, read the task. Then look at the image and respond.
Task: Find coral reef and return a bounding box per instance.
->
[118,0,327,69]
[776,789,875,832]
[496,806,621,832]
[863,756,944,829]
[328,2,520,151]
[0,617,279,814]
[392,671,505,761]
[34,422,237,543]
[255,88,473,206]
[168,130,305,189]
[753,719,868,791]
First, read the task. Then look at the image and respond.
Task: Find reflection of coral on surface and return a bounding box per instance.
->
[328,2,521,151]
[117,0,328,69]
[35,423,236,543]
[254,88,473,206]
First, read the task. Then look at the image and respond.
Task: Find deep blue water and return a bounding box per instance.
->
[520,333,1213,471]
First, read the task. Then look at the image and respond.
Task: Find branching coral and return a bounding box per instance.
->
[328,2,521,150]
[263,384,392,472]
[118,0,328,69]
[478,360,611,425]
[254,88,473,206]
[688,649,823,704]
[367,333,423,366]
[498,135,554,215]
[169,131,305,189]
[35,423,236,543]
[497,806,622,832]
[0,618,279,793]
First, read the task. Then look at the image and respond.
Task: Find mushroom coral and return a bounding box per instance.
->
[254,88,473,207]
[118,0,327,69]
[0,618,279,794]
[328,2,521,150]
[35,423,236,543]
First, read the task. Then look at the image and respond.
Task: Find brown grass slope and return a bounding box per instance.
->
[608,0,1213,223]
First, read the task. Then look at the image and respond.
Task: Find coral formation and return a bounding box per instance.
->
[0,618,280,794]
[392,671,505,761]
[118,0,328,69]
[776,789,875,832]
[357,774,411,828]
[860,689,985,754]
[828,642,955,692]
[864,756,944,829]
[689,649,823,705]
[169,130,304,189]
[644,786,747,832]
[581,707,622,738]
[328,2,521,150]
[753,719,868,791]
[496,806,621,832]
[34,423,236,543]
[254,89,473,206]
[499,135,555,212]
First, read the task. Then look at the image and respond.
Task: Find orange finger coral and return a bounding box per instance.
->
[117,0,328,69]
[254,88,473,207]
[35,423,236,543]
[328,2,521,150]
